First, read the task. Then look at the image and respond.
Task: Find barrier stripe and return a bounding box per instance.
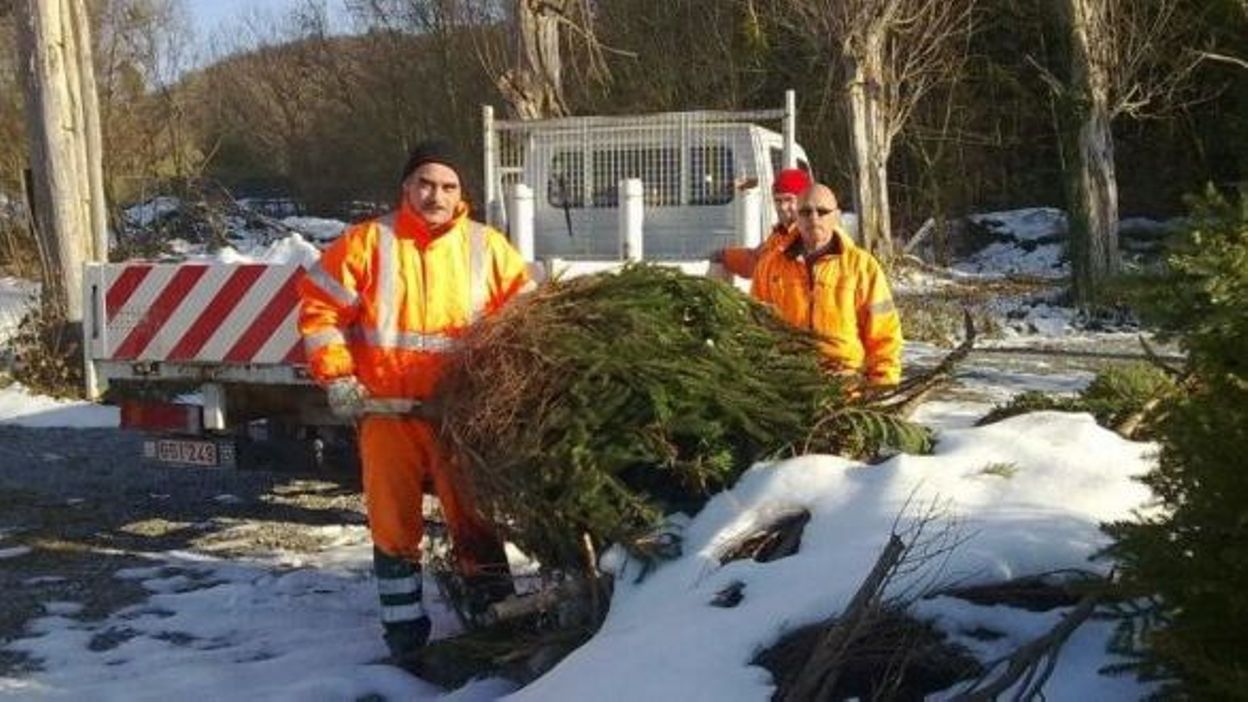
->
[105,265,152,322]
[168,265,267,361]
[283,337,306,364]
[140,264,239,361]
[252,304,300,364]
[224,268,302,362]
[113,266,209,360]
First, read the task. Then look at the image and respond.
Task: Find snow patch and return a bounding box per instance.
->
[515,413,1155,701]
[41,602,84,617]
[0,276,38,347]
[969,207,1067,243]
[0,384,119,428]
[282,216,348,244]
[123,197,182,227]
[0,546,32,560]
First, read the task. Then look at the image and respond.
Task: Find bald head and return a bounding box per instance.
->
[796,184,841,251]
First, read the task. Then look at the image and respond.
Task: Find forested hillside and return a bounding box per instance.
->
[1,0,1245,230]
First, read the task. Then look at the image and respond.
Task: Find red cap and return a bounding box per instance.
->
[772,168,812,196]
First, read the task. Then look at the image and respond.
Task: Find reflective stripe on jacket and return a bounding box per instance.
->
[298,202,530,399]
[752,228,902,385]
[720,223,794,279]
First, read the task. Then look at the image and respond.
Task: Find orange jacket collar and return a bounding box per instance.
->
[396,200,470,248]
[791,227,853,262]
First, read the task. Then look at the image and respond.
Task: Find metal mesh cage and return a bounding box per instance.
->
[487,102,795,261]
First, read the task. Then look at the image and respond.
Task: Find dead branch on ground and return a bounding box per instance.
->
[947,592,1101,701]
[869,309,976,419]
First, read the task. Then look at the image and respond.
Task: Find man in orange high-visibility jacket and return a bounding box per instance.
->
[711,167,812,278]
[297,139,531,664]
[752,183,903,385]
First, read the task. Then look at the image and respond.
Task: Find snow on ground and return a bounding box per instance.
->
[955,208,1069,279]
[122,197,182,228]
[0,526,508,702]
[164,232,323,266]
[208,232,324,266]
[0,270,120,429]
[954,240,1067,280]
[0,277,37,346]
[0,412,1156,701]
[519,412,1154,701]
[282,216,349,244]
[970,207,1067,244]
[0,384,119,428]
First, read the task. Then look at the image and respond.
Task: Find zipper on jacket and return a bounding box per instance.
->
[804,258,817,331]
[417,242,428,347]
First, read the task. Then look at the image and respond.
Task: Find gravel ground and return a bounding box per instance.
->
[0,427,366,677]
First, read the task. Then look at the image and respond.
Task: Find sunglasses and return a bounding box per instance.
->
[798,206,837,218]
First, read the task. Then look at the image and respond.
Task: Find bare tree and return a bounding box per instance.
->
[497,0,569,118]
[784,0,976,261]
[95,0,200,203]
[15,0,106,322]
[1052,0,1203,308]
[477,0,610,119]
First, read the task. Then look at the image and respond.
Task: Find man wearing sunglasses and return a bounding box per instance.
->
[752,183,902,386]
[711,168,812,278]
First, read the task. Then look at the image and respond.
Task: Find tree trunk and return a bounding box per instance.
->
[69,0,107,262]
[845,34,894,261]
[15,0,105,322]
[499,0,568,119]
[1062,0,1119,308]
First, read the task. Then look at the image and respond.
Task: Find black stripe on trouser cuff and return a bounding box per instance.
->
[380,591,420,607]
[373,547,419,578]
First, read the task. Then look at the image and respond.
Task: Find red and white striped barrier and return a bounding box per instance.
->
[86,263,307,366]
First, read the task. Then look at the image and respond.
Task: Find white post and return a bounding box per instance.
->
[507,183,536,262]
[782,89,797,168]
[735,185,762,249]
[482,105,498,228]
[619,179,644,262]
[202,383,227,432]
[81,264,101,400]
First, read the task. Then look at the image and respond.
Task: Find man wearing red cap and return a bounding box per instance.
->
[297,139,530,666]
[711,167,812,278]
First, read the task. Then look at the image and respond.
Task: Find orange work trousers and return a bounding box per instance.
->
[358,415,505,573]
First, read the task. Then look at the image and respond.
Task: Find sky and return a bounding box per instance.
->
[183,0,354,59]
[185,0,351,34]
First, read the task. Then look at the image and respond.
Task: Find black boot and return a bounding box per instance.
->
[373,547,431,664]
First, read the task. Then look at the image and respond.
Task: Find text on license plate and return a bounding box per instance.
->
[156,439,218,466]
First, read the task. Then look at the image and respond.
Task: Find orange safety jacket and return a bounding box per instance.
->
[298,201,530,400]
[752,228,902,385]
[720,222,793,279]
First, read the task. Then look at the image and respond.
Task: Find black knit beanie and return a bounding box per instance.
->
[400,139,463,183]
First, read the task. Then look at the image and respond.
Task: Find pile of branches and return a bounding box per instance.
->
[434,265,931,569]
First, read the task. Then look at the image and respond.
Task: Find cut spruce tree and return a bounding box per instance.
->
[432,264,930,569]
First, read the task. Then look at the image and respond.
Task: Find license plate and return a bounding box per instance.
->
[154,438,219,467]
